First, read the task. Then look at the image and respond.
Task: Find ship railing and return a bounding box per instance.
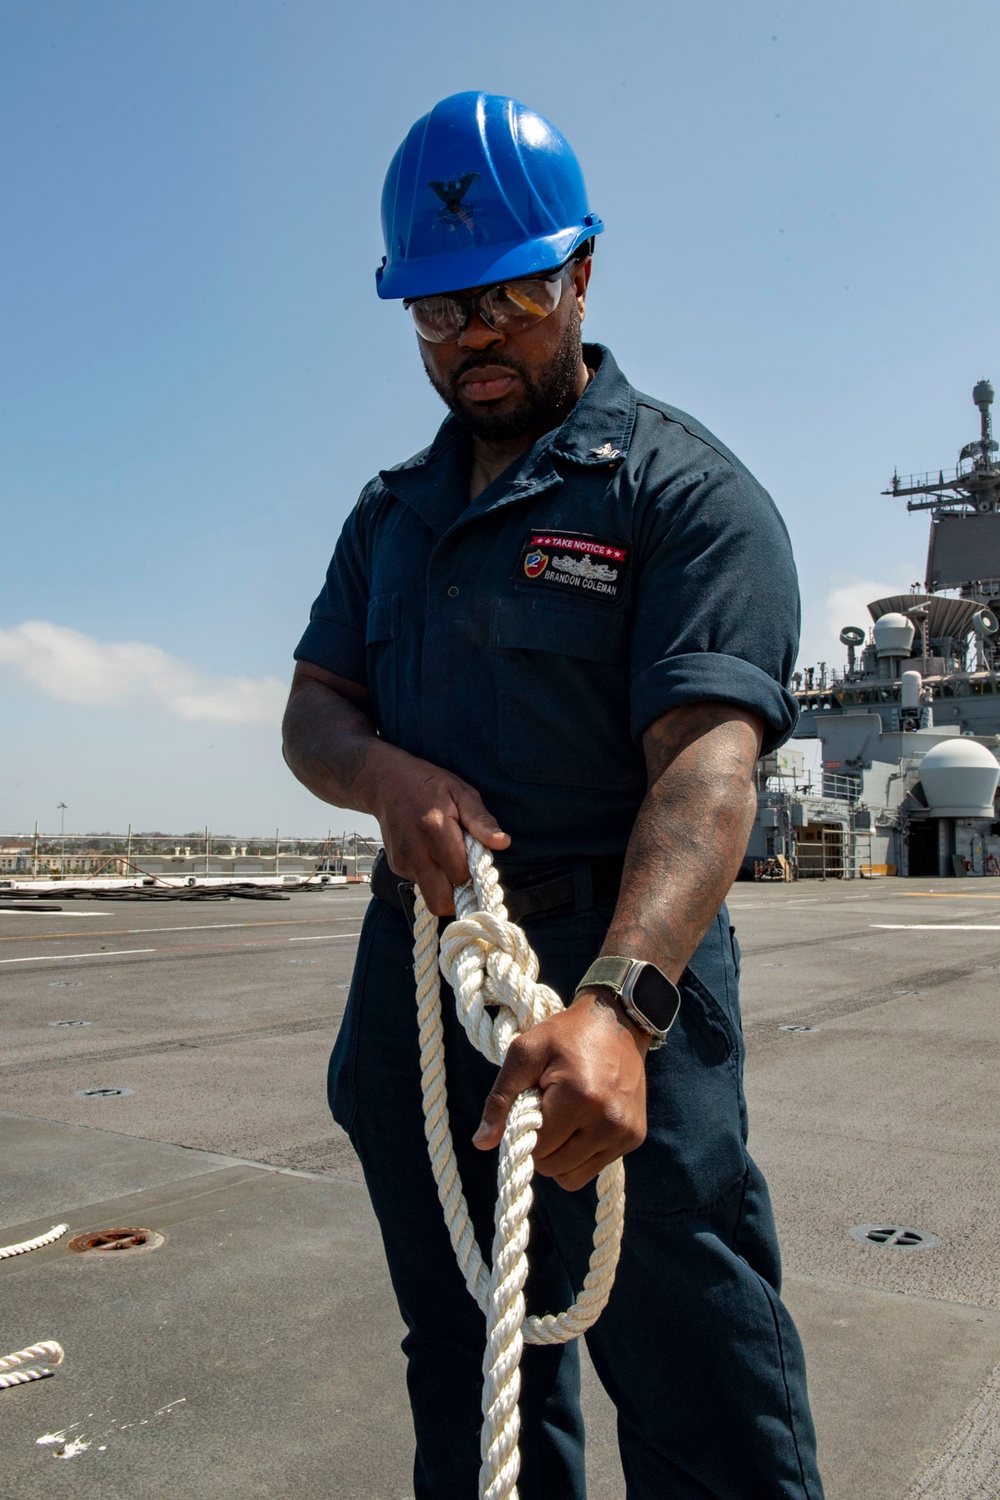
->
[0,828,384,884]
[819,772,861,805]
[887,462,986,493]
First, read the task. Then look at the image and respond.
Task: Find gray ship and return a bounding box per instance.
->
[748,378,1000,880]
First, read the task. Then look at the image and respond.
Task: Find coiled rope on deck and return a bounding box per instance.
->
[0,1227,69,1390]
[0,1342,64,1389]
[413,836,625,1500]
[0,1223,68,1261]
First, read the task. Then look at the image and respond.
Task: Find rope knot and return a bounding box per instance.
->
[412,836,626,1500]
[438,909,563,1066]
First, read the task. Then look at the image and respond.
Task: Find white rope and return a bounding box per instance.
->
[413,836,625,1500]
[0,1366,55,1387]
[0,1342,64,1390]
[0,1232,69,1390]
[0,1223,68,1260]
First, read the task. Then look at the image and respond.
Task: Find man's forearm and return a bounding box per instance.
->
[282,677,390,815]
[475,702,763,1181]
[600,704,762,983]
[281,669,511,912]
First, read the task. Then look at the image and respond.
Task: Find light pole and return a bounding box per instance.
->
[57,802,67,880]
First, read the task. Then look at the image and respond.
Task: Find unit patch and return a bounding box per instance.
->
[515,531,629,605]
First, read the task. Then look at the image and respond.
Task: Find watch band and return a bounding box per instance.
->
[580,955,635,993]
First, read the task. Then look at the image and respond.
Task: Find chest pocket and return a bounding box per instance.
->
[491,598,646,791]
[366,593,400,744]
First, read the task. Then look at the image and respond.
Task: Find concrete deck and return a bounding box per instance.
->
[2,879,999,1496]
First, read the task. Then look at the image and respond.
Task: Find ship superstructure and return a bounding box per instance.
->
[748,380,1000,879]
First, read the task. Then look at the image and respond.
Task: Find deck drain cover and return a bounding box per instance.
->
[288,959,317,965]
[68,1227,165,1256]
[850,1224,941,1250]
[779,1024,819,1033]
[75,1087,134,1099]
[50,981,83,988]
[49,1020,92,1028]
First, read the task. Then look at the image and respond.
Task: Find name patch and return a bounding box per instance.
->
[515,531,630,605]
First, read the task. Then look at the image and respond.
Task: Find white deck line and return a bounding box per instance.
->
[0,932,363,964]
[0,948,157,965]
[872,923,1000,931]
[287,933,361,942]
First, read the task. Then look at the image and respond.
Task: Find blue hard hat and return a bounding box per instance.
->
[376,92,603,300]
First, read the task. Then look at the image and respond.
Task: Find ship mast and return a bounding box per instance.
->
[885,378,998,515]
[884,381,1000,623]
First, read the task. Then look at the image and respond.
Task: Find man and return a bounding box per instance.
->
[283,92,823,1499]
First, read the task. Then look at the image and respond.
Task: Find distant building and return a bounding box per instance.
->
[0,848,129,876]
[0,845,32,874]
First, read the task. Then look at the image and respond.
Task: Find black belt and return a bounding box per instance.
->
[370,848,624,932]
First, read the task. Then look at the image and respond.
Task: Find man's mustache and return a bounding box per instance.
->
[452,353,528,383]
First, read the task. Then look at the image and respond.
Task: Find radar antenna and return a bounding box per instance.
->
[839,624,866,674]
[884,379,999,515]
[884,380,1000,606]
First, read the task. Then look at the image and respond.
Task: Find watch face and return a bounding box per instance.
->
[630,963,681,1032]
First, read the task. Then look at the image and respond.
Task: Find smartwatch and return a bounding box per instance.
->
[575,955,681,1048]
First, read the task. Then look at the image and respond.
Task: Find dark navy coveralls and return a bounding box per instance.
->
[295,345,824,1499]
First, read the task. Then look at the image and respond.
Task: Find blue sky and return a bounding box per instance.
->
[3,0,997,837]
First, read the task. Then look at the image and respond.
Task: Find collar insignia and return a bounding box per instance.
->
[590,442,622,461]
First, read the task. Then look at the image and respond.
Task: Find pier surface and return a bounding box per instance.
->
[2,879,999,1497]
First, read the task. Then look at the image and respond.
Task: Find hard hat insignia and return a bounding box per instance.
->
[429,173,479,229]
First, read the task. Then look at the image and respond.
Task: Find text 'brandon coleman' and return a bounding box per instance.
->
[544,571,618,594]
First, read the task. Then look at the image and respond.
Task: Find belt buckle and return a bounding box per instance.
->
[397,881,417,934]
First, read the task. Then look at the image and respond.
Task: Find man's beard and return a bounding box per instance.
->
[424,307,584,441]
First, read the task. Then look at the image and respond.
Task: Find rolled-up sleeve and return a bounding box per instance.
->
[293,489,371,684]
[629,458,799,753]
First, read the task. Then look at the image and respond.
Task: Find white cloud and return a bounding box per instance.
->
[825,579,901,644]
[799,577,902,673]
[0,621,286,725]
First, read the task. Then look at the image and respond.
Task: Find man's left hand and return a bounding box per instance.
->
[472,990,649,1190]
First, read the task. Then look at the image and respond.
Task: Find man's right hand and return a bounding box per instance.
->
[282,663,509,916]
[365,744,510,915]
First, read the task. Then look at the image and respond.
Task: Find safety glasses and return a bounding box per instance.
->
[403,262,572,344]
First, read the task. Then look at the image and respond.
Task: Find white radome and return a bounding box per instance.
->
[873,613,916,657]
[917,738,1000,817]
